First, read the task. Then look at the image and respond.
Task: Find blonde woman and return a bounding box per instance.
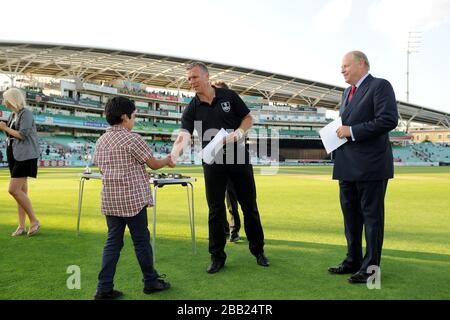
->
[0,88,41,236]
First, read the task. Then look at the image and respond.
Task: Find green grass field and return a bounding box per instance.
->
[1,166,449,300]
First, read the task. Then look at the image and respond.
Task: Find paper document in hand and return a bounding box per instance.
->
[319,117,348,154]
[201,128,229,164]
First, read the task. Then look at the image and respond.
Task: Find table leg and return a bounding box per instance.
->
[187,182,196,254]
[77,177,85,235]
[152,184,158,263]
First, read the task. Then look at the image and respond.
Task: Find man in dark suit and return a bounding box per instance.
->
[328,51,398,284]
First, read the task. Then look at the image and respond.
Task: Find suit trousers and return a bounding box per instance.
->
[339,179,388,272]
[203,163,265,262]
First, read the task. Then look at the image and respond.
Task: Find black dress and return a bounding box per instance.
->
[6,114,38,178]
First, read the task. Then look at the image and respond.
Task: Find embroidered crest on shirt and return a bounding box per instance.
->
[221,101,231,112]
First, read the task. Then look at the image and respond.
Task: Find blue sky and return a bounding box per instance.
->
[1,0,449,113]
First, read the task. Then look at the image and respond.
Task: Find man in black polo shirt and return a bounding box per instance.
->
[212,80,242,243]
[171,62,269,273]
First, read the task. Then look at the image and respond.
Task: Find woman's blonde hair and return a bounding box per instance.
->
[3,87,26,112]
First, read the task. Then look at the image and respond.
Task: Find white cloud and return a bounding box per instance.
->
[368,0,450,49]
[313,0,353,33]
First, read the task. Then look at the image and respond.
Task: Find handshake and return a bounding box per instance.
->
[164,154,176,168]
[167,128,246,166]
[147,153,176,170]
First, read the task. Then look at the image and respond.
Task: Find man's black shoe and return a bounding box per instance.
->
[94,289,123,300]
[207,260,225,274]
[348,271,371,284]
[144,275,171,294]
[230,232,240,243]
[256,254,269,267]
[328,264,360,274]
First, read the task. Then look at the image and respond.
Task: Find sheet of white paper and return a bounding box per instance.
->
[319,117,348,154]
[201,128,229,164]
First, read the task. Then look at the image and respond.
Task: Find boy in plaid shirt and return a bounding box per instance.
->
[93,97,174,300]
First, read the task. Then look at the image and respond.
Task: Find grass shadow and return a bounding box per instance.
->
[1,225,449,300]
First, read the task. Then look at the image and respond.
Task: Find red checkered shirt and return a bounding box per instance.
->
[94,125,154,217]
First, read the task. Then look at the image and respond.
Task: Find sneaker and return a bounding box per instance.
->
[229,231,240,243]
[143,275,171,294]
[94,289,123,300]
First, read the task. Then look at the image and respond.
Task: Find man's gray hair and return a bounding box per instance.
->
[350,51,370,70]
[186,61,209,74]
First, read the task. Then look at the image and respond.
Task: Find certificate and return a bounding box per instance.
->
[319,117,347,154]
[201,128,229,164]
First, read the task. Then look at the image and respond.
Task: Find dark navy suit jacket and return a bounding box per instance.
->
[332,74,398,181]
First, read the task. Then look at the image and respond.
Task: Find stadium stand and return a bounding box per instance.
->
[392,145,424,163]
[3,87,450,167]
[0,132,6,166]
[1,42,449,167]
[413,142,450,163]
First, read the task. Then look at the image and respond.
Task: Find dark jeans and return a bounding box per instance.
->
[203,163,265,262]
[97,206,158,292]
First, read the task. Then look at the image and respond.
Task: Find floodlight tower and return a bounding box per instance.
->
[406,31,422,103]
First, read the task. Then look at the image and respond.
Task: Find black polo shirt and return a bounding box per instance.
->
[181,87,250,149]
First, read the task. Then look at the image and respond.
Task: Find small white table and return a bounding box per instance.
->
[76,172,196,261]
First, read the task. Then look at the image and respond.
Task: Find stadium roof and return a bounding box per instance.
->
[0,42,449,128]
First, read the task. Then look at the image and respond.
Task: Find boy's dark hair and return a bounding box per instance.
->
[105,97,136,125]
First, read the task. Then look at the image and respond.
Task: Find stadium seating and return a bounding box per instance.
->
[413,142,450,163]
[2,84,449,167]
[392,146,424,162]
[392,143,450,163]
[280,129,319,137]
[0,132,6,164]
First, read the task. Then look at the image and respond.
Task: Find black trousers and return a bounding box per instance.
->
[224,179,241,234]
[203,163,265,261]
[339,180,388,272]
